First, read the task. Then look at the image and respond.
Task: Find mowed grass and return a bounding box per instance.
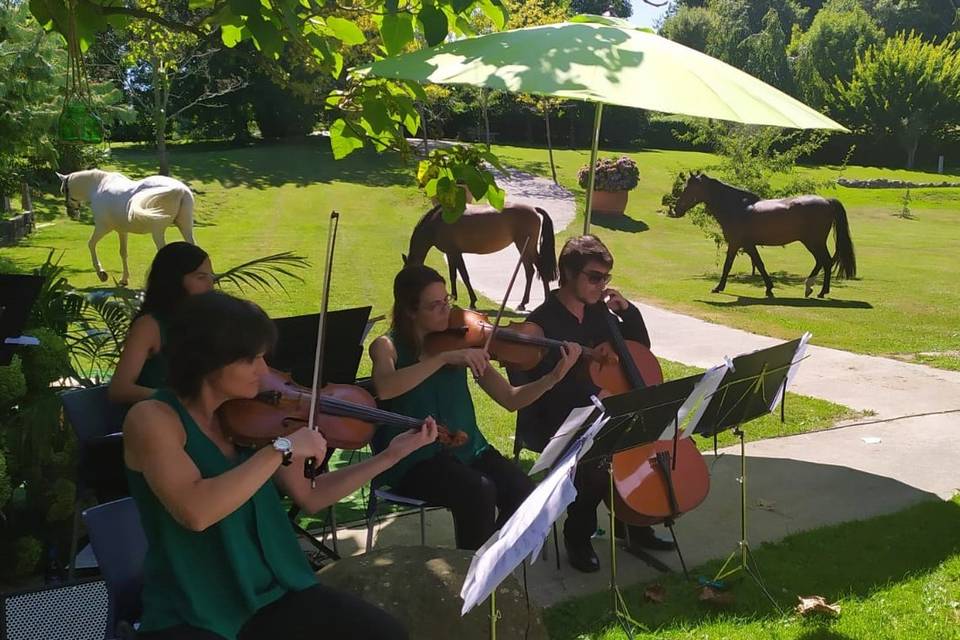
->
[0,138,859,524]
[490,145,960,371]
[545,496,960,640]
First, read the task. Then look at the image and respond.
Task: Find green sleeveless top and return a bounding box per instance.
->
[135,312,168,388]
[126,389,317,639]
[371,332,489,488]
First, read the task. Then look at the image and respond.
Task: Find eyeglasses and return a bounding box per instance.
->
[420,294,453,313]
[581,270,612,285]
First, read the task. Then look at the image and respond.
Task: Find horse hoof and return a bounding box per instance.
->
[818,293,827,299]
[766,290,775,298]
[119,279,129,287]
[711,287,723,294]
[804,286,813,298]
[97,271,108,282]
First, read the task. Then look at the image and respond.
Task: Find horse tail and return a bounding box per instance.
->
[831,199,857,279]
[534,207,557,283]
[127,186,180,223]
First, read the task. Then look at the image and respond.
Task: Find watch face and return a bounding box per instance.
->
[274,437,291,452]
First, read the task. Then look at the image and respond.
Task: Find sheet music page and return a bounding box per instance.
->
[661,363,729,440]
[529,405,596,475]
[768,332,811,413]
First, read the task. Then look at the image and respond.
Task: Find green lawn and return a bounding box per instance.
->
[545,495,960,640]
[490,145,960,371]
[0,138,858,526]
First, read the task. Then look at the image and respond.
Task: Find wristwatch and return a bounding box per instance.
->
[272,436,293,466]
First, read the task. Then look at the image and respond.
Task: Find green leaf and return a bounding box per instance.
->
[326,16,366,45]
[245,14,282,58]
[418,2,448,47]
[481,150,505,171]
[456,165,487,199]
[189,0,217,9]
[362,99,392,134]
[486,183,505,210]
[221,23,245,47]
[449,0,473,13]
[477,0,507,30]
[380,12,414,56]
[329,119,365,159]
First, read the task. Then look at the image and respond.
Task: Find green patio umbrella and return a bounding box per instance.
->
[360,15,847,233]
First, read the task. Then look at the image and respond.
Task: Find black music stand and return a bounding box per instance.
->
[269,306,372,386]
[558,375,712,639]
[268,306,373,565]
[0,274,43,366]
[690,338,806,610]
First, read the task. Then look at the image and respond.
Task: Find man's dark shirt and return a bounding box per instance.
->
[509,291,651,453]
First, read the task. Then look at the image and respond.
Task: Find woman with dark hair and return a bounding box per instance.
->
[109,242,214,404]
[125,291,434,640]
[369,265,581,550]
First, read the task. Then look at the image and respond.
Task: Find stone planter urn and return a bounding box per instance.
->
[590,189,629,215]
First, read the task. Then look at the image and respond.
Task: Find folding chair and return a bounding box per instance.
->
[1,579,111,640]
[364,487,439,552]
[81,497,146,640]
[60,385,129,580]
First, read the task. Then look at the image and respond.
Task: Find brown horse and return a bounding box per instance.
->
[671,173,857,298]
[403,203,557,311]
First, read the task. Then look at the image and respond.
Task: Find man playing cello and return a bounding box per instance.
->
[509,235,674,573]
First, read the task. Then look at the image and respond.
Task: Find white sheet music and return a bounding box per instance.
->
[460,412,608,615]
[768,332,811,413]
[665,363,730,440]
[529,405,597,475]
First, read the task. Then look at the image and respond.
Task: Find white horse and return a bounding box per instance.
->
[58,169,196,285]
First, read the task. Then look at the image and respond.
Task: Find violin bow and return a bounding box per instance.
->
[482,235,531,356]
[304,210,340,486]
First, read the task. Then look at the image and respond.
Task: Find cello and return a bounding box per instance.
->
[595,301,711,531]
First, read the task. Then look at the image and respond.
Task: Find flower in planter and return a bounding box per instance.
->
[577,156,640,192]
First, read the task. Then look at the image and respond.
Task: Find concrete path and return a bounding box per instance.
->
[328,164,960,609]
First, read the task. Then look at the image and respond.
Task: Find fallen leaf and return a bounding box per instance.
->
[698,586,735,606]
[755,499,777,511]
[644,584,666,603]
[795,595,841,617]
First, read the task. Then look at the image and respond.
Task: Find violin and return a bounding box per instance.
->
[219,367,469,451]
[423,307,618,371]
[595,301,711,528]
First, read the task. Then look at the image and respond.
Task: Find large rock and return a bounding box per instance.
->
[318,546,549,640]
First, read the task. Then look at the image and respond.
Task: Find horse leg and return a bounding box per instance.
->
[816,246,833,298]
[152,228,166,250]
[88,224,111,282]
[743,245,774,297]
[713,245,739,293]
[118,231,130,287]
[518,255,536,312]
[801,241,825,298]
[455,254,479,310]
[446,254,459,303]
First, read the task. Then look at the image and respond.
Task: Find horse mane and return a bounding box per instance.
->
[413,204,443,233]
[702,175,761,210]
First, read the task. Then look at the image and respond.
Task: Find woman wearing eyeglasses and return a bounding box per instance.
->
[368,264,581,550]
[507,234,674,573]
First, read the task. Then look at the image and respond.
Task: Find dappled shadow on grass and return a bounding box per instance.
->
[700,294,873,310]
[591,214,649,233]
[107,137,418,191]
[546,478,960,639]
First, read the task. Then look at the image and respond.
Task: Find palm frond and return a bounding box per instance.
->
[214,251,310,294]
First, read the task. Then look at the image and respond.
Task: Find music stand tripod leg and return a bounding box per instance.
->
[607,458,645,639]
[711,427,781,610]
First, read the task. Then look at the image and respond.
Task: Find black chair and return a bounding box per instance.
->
[1,579,111,640]
[60,384,129,580]
[82,498,147,640]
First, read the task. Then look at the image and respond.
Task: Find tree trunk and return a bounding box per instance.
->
[906,139,918,170]
[569,113,576,150]
[419,104,429,155]
[20,181,32,212]
[544,107,558,185]
[480,89,491,150]
[152,60,171,176]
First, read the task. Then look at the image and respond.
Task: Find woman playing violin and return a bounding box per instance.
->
[369,265,581,550]
[109,242,215,404]
[125,291,436,640]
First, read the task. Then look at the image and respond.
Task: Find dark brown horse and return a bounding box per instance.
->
[403,203,557,311]
[671,173,857,298]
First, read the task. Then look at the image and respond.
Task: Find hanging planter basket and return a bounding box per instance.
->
[58,0,104,145]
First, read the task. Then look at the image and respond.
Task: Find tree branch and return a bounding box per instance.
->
[81,0,211,38]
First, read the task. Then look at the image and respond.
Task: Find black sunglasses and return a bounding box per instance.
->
[581,270,612,285]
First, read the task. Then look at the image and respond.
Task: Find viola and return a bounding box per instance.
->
[219,367,469,451]
[423,307,618,371]
[594,302,711,528]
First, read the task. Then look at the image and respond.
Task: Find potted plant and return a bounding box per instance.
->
[577,156,640,215]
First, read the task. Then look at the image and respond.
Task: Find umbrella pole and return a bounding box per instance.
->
[584,102,604,235]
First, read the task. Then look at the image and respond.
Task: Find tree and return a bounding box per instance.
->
[658,5,718,52]
[860,0,958,41]
[739,8,794,92]
[113,1,247,174]
[568,0,633,17]
[832,32,960,168]
[790,0,884,109]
